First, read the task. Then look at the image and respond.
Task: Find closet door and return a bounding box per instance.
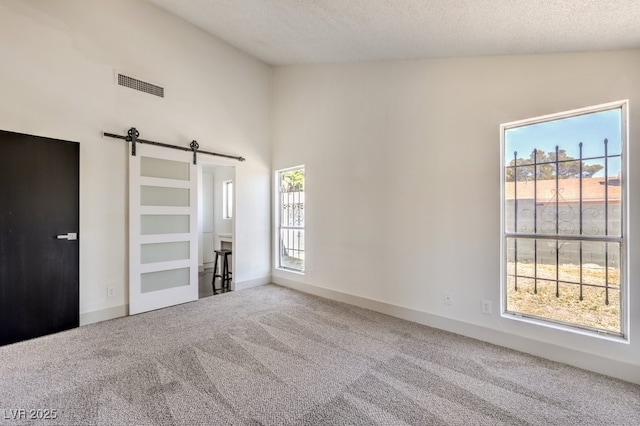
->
[129,145,198,314]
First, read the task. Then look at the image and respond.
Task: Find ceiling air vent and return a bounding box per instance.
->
[117,73,164,98]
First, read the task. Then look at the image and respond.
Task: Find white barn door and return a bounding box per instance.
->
[129,145,198,315]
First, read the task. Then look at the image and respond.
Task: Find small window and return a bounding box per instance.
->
[501,101,627,337]
[276,167,305,272]
[223,180,233,220]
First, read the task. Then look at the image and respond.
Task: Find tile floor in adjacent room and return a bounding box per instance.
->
[199,268,232,299]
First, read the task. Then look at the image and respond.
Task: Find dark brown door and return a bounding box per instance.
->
[0,130,79,346]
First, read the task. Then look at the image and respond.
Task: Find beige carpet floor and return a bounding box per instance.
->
[0,284,638,425]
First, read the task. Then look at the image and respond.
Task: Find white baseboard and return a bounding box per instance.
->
[80,304,128,326]
[273,277,640,385]
[200,262,220,272]
[78,275,269,326]
[234,275,271,291]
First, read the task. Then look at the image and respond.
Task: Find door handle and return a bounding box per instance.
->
[56,233,77,240]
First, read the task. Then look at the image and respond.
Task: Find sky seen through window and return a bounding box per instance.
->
[505,109,622,177]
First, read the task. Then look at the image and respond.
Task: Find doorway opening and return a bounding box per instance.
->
[198,164,235,298]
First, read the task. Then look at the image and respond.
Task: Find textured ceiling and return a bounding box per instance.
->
[148,0,640,65]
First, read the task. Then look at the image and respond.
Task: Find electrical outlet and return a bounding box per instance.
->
[444,293,453,305]
[107,287,115,298]
[481,299,492,314]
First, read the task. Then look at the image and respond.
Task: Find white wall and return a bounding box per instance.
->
[272,50,640,383]
[0,0,272,322]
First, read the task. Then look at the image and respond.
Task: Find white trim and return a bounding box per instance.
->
[499,100,629,339]
[622,100,631,342]
[222,179,233,219]
[80,304,128,326]
[78,276,267,324]
[276,164,306,174]
[275,267,305,276]
[500,99,629,130]
[234,276,271,291]
[196,159,237,293]
[502,311,628,344]
[273,278,640,385]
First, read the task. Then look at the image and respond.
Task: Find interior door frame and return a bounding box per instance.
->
[197,157,237,289]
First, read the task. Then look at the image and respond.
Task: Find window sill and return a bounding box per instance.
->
[501,311,628,344]
[275,267,305,276]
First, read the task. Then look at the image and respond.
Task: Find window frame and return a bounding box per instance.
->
[275,165,305,274]
[222,180,233,220]
[500,100,629,340]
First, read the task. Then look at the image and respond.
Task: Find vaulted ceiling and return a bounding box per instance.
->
[148,0,640,65]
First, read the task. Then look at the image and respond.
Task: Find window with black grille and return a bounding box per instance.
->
[276,167,305,273]
[501,101,627,337]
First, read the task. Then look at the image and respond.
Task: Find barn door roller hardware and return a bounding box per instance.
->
[103,127,246,164]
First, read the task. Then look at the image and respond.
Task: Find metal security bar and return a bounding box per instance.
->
[505,138,622,306]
